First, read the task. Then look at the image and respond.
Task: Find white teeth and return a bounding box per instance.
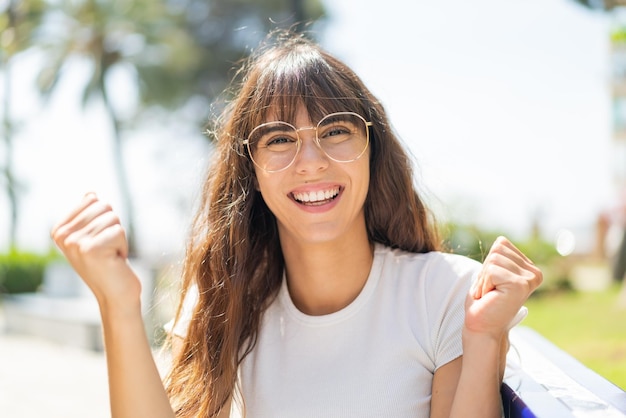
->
[293,188,339,203]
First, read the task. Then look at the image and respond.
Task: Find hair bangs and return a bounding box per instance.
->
[247,47,368,128]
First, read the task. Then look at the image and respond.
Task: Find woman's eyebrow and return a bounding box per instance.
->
[256,124,294,136]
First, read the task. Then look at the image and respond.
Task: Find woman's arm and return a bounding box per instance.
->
[430,333,509,418]
[51,193,175,418]
[101,295,175,418]
[430,237,542,418]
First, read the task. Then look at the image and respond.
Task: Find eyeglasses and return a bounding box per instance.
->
[243,112,372,173]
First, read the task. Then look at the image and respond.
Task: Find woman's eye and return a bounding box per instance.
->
[264,135,295,147]
[320,124,352,139]
[326,127,349,137]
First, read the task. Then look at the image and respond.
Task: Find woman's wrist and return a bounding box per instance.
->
[461,326,504,370]
[97,286,143,322]
[462,325,510,382]
[462,325,504,344]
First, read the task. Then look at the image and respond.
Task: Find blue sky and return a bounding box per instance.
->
[0,0,616,255]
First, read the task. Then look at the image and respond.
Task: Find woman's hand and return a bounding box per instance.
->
[50,193,141,310]
[465,236,543,340]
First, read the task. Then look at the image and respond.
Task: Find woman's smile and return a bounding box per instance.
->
[291,186,342,206]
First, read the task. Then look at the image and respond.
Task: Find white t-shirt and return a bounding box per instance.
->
[170,244,481,417]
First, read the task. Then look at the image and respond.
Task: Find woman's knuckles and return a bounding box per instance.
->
[529,265,544,289]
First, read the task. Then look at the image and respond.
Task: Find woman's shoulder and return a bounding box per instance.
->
[373,243,481,298]
[372,244,476,329]
[375,243,482,273]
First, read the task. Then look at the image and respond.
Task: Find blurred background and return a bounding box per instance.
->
[1,0,626,416]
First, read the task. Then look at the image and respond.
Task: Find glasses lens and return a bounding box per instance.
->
[317,113,369,162]
[247,122,299,172]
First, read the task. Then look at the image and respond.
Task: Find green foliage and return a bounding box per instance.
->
[0,0,47,57]
[34,0,202,110]
[441,222,561,263]
[0,249,60,294]
[441,223,506,262]
[514,236,561,265]
[611,27,626,45]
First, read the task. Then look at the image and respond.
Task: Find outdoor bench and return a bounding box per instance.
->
[503,326,626,417]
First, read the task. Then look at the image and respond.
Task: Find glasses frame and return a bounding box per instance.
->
[243,111,373,173]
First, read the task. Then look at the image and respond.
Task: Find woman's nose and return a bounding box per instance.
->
[294,128,329,172]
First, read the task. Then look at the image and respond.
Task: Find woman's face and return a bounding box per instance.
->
[253,105,370,247]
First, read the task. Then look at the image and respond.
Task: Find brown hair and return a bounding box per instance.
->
[165,31,440,417]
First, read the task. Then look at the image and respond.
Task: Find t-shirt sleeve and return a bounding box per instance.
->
[427,254,479,371]
[426,254,529,371]
[163,284,199,338]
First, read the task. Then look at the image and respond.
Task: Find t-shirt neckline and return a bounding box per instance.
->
[278,243,386,326]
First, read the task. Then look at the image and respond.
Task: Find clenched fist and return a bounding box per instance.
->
[50,193,142,312]
[465,236,543,340]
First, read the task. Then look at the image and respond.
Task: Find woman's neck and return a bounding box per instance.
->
[280,235,374,316]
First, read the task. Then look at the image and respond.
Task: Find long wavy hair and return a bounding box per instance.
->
[165,31,440,417]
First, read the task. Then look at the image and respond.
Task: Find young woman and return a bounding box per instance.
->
[51,32,542,418]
